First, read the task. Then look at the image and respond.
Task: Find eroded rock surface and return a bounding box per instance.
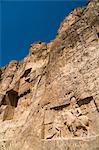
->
[0,1,99,150]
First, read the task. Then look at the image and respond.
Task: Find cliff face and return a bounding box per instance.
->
[0,1,99,150]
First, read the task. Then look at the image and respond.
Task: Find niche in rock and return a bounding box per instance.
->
[97,32,99,38]
[77,96,93,107]
[2,90,18,107]
[21,68,32,78]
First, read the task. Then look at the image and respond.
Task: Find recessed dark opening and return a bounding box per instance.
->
[21,68,32,78]
[0,69,2,80]
[77,96,93,107]
[1,90,18,107]
[97,32,99,38]
[50,102,70,110]
[18,89,31,98]
[1,95,6,106]
[25,78,30,83]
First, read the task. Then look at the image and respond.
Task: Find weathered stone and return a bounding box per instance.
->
[0,1,99,150]
[0,69,2,80]
[2,105,14,121]
[50,101,70,110]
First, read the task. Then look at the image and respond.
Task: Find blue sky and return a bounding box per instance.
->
[0,0,87,67]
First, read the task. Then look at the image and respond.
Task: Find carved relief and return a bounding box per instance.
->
[43,96,93,139]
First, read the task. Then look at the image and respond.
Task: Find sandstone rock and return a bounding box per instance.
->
[0,69,2,80]
[3,105,14,121]
[0,1,99,150]
[78,115,89,126]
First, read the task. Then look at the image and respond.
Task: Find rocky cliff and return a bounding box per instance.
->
[0,1,99,150]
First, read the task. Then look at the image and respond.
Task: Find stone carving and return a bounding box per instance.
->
[46,113,89,139]
[44,99,90,139]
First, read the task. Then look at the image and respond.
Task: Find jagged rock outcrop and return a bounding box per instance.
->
[0,1,99,150]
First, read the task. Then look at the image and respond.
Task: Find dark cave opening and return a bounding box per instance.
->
[2,90,18,107]
[97,32,99,38]
[21,68,32,78]
[77,96,93,107]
